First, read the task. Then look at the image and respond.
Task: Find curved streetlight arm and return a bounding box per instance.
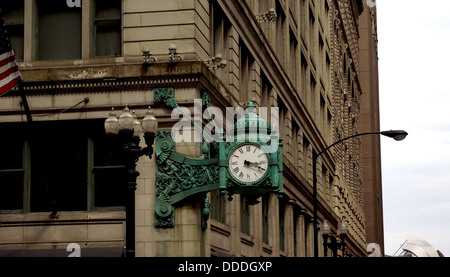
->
[315,130,408,161]
[312,130,407,257]
[315,131,382,160]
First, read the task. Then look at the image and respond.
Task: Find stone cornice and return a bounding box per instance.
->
[9,61,211,95]
[1,61,234,120]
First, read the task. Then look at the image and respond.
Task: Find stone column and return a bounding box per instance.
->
[306,220,315,257]
[296,210,306,257]
[285,200,296,256]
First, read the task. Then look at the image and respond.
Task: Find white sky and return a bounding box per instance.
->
[377,0,450,256]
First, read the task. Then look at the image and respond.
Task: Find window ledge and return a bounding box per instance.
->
[262,243,273,255]
[17,57,127,69]
[210,220,231,237]
[240,233,255,247]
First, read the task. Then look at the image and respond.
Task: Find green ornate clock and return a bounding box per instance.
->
[228,143,269,184]
[153,88,283,229]
[219,101,283,205]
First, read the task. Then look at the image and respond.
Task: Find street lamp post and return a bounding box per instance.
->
[319,218,349,257]
[313,130,408,257]
[104,105,158,257]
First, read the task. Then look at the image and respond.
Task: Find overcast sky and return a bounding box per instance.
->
[376,0,450,256]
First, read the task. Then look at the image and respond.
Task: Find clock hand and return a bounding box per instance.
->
[249,166,266,172]
[244,160,266,171]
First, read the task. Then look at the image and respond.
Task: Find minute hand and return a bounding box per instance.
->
[244,160,265,171]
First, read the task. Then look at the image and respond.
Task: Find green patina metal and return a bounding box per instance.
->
[220,102,284,204]
[154,87,178,108]
[154,88,283,229]
[155,130,220,229]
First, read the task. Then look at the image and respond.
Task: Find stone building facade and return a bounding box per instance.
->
[0,0,380,257]
[359,2,384,254]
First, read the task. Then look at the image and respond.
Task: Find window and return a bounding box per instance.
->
[30,121,88,212]
[91,128,126,210]
[0,124,26,212]
[240,196,250,235]
[240,40,254,103]
[258,0,270,36]
[2,2,24,61]
[327,108,332,143]
[212,1,231,85]
[324,0,330,34]
[3,1,123,61]
[309,8,316,57]
[326,52,331,88]
[210,190,226,224]
[292,120,300,167]
[289,28,298,85]
[36,0,82,60]
[319,34,324,74]
[276,1,286,66]
[260,72,271,109]
[277,98,288,142]
[0,120,125,213]
[300,53,308,101]
[260,72,276,128]
[320,93,326,130]
[303,136,310,177]
[321,164,327,201]
[328,174,334,206]
[262,194,270,244]
[213,2,227,56]
[300,0,307,36]
[94,0,122,57]
[279,201,285,252]
[310,73,317,113]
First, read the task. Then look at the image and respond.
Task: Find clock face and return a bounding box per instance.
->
[228,144,269,183]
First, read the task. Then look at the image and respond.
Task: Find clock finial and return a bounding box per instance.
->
[246,101,257,113]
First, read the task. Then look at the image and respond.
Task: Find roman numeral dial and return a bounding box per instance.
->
[228,144,269,183]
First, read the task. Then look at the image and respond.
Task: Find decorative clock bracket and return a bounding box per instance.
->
[153,88,283,230]
[154,88,219,230]
[154,129,220,229]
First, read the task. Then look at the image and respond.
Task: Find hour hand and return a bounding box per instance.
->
[244,160,258,166]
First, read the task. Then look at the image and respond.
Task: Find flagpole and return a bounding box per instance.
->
[1,8,32,122]
[19,83,32,122]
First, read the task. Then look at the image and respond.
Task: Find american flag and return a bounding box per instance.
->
[0,8,22,97]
